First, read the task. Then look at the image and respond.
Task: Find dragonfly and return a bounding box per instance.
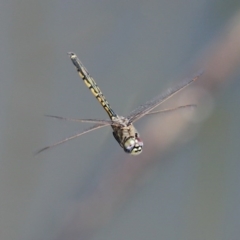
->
[37,52,202,155]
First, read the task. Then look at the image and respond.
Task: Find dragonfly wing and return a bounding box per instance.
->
[127,71,203,123]
[146,104,196,115]
[45,115,118,125]
[36,123,110,154]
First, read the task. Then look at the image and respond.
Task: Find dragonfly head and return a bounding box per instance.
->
[123,135,143,155]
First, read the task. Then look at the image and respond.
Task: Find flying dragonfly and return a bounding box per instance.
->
[37,53,202,155]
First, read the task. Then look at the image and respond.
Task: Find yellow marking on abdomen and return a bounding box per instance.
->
[69,53,116,119]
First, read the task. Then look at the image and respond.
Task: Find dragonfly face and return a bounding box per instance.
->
[123,135,143,155]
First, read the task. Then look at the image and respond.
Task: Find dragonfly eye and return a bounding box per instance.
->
[124,137,143,155]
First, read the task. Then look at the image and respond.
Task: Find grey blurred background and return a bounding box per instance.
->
[1,1,240,240]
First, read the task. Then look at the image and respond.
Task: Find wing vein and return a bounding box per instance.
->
[36,123,109,154]
[127,71,203,123]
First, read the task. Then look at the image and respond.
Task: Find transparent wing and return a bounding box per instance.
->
[36,123,109,154]
[146,104,196,115]
[127,71,203,123]
[44,115,119,126]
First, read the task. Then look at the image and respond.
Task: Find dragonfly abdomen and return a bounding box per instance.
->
[69,52,117,119]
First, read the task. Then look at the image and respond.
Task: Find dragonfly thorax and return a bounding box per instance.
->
[111,115,130,127]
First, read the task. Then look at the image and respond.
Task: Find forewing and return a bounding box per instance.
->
[127,71,203,123]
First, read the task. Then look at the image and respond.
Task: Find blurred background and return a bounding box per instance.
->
[1,1,240,240]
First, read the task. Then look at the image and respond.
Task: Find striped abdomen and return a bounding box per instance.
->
[69,52,116,119]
